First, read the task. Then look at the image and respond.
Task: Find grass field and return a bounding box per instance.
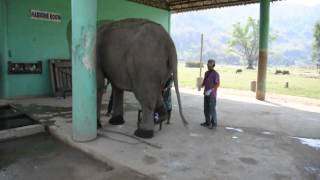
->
[178,63,320,99]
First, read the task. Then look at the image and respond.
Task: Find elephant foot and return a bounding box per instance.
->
[97,119,102,129]
[109,115,125,125]
[134,129,154,139]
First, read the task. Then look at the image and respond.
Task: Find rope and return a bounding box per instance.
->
[97,129,162,149]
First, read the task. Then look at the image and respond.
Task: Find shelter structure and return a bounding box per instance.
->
[130,0,275,12]
[0,0,277,141]
[131,0,277,101]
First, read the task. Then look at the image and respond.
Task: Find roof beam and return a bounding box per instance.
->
[128,0,279,13]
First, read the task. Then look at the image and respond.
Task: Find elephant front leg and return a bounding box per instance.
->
[134,105,155,139]
[109,87,125,125]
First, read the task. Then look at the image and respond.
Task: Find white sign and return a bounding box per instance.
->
[31,10,61,22]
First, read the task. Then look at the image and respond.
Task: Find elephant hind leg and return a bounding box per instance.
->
[135,103,155,139]
[134,129,154,139]
[109,115,124,125]
[109,87,125,125]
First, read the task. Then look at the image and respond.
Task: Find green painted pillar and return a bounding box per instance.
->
[168,13,171,34]
[72,0,97,141]
[256,0,270,101]
[0,0,8,98]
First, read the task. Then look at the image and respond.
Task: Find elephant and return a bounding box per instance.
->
[96,19,188,138]
[95,18,188,138]
[68,18,188,138]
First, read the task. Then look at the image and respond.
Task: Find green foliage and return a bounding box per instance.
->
[228,17,277,69]
[228,17,259,69]
[229,17,259,69]
[172,4,319,66]
[312,21,320,63]
[178,63,320,99]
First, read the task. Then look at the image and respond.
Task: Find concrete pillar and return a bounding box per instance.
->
[0,0,8,98]
[256,0,270,101]
[72,0,97,141]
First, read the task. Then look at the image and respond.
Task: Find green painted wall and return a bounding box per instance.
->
[1,0,170,98]
[97,0,170,31]
[5,0,70,98]
[0,0,8,97]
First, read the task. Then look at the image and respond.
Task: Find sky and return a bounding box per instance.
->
[279,0,320,6]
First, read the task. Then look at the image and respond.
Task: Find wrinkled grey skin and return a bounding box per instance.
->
[96,19,188,138]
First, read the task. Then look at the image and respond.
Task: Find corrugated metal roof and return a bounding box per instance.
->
[128,0,279,13]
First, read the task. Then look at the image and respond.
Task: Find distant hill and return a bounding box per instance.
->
[171,2,320,66]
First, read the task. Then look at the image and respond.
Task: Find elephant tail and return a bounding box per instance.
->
[170,43,189,128]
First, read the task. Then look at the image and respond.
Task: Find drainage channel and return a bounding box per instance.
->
[0,104,44,141]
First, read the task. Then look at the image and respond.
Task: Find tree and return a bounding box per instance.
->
[312,21,320,63]
[228,17,276,69]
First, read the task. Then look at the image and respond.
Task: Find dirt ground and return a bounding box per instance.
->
[0,88,319,180]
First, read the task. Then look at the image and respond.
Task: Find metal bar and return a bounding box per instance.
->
[256,0,270,100]
[199,33,203,78]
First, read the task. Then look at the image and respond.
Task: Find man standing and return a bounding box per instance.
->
[105,80,113,117]
[201,59,220,129]
[162,74,173,124]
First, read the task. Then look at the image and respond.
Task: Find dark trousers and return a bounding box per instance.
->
[204,95,217,126]
[107,91,113,113]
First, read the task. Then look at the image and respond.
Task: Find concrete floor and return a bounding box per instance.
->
[0,133,155,180]
[1,88,320,180]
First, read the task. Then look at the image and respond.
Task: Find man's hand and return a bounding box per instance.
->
[205,89,212,96]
